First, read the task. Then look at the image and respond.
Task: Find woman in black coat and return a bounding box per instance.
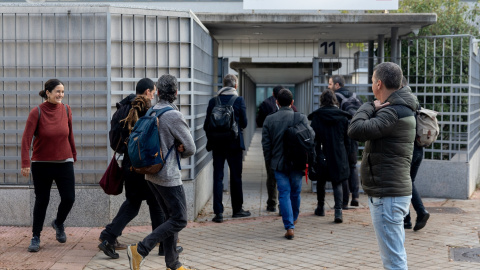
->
[308,90,351,223]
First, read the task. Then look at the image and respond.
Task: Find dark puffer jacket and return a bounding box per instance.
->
[308,106,351,185]
[347,87,419,197]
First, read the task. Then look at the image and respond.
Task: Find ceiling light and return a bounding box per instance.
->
[252,25,262,28]
[253,32,263,35]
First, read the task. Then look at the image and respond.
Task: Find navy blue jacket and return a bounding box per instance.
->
[204,93,248,151]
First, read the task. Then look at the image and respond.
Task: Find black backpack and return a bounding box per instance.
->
[207,95,239,142]
[283,112,315,171]
[336,92,363,116]
[109,102,132,154]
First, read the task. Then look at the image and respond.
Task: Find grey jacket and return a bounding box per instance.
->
[145,100,196,187]
[348,87,418,197]
[262,107,314,172]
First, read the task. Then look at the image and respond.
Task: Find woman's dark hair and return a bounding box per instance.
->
[156,74,178,103]
[320,89,339,107]
[277,89,293,107]
[39,79,64,100]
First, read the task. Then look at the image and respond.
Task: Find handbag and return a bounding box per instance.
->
[99,140,124,195]
[308,146,330,182]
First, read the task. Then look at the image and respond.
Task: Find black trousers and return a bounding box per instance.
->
[212,149,244,214]
[138,182,187,270]
[31,162,75,237]
[100,171,164,245]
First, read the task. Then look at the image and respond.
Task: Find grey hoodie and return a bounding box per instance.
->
[145,100,196,187]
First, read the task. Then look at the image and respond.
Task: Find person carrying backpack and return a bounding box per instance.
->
[262,89,315,240]
[329,75,361,208]
[99,78,184,259]
[401,77,431,232]
[203,74,251,223]
[126,74,196,270]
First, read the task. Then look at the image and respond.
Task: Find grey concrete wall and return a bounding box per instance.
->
[193,160,213,220]
[416,160,469,199]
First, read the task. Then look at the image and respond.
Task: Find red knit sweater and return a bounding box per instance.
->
[21,102,77,168]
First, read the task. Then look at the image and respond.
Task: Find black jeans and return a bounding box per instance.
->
[100,170,164,245]
[265,160,277,208]
[212,149,244,214]
[342,140,360,204]
[137,182,187,270]
[100,197,164,244]
[405,144,426,223]
[31,162,75,237]
[317,178,343,210]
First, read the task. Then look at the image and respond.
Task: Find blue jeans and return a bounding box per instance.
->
[369,196,411,270]
[274,170,303,230]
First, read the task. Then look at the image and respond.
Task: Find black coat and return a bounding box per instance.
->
[308,106,351,184]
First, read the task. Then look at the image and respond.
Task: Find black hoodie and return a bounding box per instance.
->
[308,106,352,184]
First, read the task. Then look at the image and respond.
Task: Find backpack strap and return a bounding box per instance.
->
[226,96,238,106]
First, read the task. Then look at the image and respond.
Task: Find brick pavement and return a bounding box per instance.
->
[1,129,480,269]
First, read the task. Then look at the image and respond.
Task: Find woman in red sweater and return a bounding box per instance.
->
[21,79,77,252]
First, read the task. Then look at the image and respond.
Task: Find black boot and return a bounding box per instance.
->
[334,209,343,223]
[314,204,325,216]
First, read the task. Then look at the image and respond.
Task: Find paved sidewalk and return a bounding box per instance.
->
[2,129,480,269]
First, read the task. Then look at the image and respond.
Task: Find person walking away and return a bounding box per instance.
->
[328,75,360,208]
[204,74,250,223]
[308,90,351,223]
[126,74,196,270]
[98,78,182,259]
[21,79,76,252]
[401,76,430,231]
[348,62,418,270]
[262,89,315,240]
[257,85,298,214]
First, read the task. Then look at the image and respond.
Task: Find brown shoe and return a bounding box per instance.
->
[98,238,127,250]
[284,229,294,240]
[294,219,298,225]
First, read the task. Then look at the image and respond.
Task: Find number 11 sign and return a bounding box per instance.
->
[319,41,339,58]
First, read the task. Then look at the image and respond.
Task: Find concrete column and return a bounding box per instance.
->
[377,34,384,64]
[391,27,399,64]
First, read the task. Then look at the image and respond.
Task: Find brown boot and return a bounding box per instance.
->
[284,229,294,240]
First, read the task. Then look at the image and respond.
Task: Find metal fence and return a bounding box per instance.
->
[399,35,480,162]
[311,35,480,162]
[0,6,214,185]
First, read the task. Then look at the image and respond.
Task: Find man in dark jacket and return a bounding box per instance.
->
[262,89,314,240]
[329,75,360,208]
[204,74,250,223]
[99,78,182,259]
[348,62,418,270]
[256,85,297,213]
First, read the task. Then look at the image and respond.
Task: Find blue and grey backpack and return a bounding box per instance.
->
[127,107,175,174]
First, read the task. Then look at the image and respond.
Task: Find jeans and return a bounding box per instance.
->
[274,170,303,230]
[138,182,187,270]
[100,197,164,245]
[31,162,75,237]
[369,196,411,270]
[265,160,277,208]
[405,144,426,223]
[212,149,244,214]
[317,179,343,210]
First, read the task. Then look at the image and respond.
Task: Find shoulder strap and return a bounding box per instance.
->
[226,96,238,106]
[215,96,222,106]
[335,92,347,101]
[37,105,41,125]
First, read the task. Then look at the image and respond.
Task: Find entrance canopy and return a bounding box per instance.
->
[197,13,437,41]
[197,13,437,84]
